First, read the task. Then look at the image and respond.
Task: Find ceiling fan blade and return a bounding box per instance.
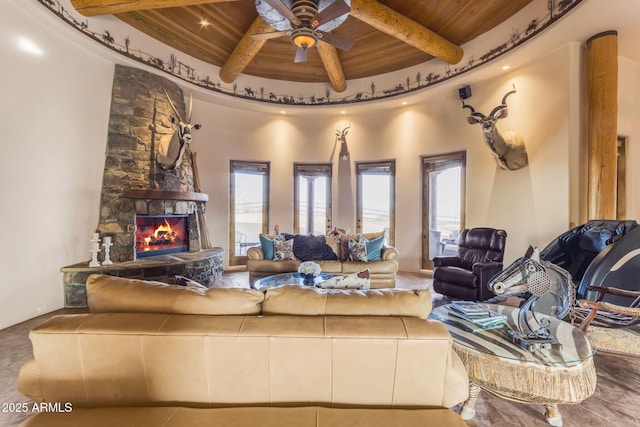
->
[263,0,300,26]
[317,30,354,52]
[251,30,289,41]
[312,0,350,28]
[294,46,308,63]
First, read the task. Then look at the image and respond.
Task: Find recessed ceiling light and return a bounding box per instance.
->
[340,110,346,114]
[502,65,511,70]
[401,101,408,105]
[280,110,286,115]
[199,19,210,27]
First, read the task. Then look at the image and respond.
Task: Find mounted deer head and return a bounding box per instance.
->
[337,126,351,160]
[157,89,201,170]
[462,86,528,170]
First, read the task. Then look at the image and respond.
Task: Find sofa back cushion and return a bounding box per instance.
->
[262,285,432,318]
[86,274,264,315]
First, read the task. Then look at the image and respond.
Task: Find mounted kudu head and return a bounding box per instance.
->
[462,85,528,171]
[157,88,201,171]
[337,126,351,160]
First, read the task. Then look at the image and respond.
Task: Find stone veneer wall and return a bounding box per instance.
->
[97,64,200,262]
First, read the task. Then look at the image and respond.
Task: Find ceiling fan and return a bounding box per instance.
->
[252,0,355,63]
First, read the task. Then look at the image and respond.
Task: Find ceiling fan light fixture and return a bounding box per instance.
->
[291,28,318,49]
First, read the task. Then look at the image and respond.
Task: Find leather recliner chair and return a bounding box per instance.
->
[433,227,507,301]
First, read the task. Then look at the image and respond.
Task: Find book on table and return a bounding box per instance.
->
[448,301,492,317]
[444,303,507,329]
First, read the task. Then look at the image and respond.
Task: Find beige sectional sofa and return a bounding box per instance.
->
[247,231,399,288]
[18,274,468,426]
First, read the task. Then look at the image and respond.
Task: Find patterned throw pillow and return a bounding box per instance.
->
[348,235,368,262]
[325,234,341,259]
[338,231,385,262]
[274,236,296,260]
[319,269,371,289]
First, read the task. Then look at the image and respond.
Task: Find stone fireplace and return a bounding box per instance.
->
[95,65,205,263]
[61,65,223,307]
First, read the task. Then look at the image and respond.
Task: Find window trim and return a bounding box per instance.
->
[229,160,270,266]
[355,159,396,245]
[421,151,466,270]
[293,163,333,235]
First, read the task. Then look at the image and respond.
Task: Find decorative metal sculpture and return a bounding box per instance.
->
[489,246,575,350]
[157,89,201,170]
[337,126,350,160]
[462,86,529,171]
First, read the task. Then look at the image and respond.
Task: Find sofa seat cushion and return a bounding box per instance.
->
[342,260,398,274]
[315,260,343,273]
[262,285,432,318]
[247,259,301,273]
[86,274,264,315]
[433,266,477,288]
[18,406,467,427]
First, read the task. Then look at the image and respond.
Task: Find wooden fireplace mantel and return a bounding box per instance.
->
[123,189,209,202]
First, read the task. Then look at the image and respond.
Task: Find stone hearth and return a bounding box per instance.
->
[62,249,224,307]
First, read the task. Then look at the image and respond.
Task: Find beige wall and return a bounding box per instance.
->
[193,45,576,271]
[2,1,639,329]
[619,57,640,221]
[1,2,112,329]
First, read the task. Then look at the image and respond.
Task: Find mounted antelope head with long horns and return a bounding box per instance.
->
[462,86,528,171]
[157,89,201,170]
[337,126,351,160]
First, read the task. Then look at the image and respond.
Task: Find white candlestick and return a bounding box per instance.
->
[102,236,113,266]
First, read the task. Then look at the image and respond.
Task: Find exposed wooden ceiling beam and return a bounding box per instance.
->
[350,0,463,65]
[219,16,273,84]
[69,0,240,17]
[316,42,347,93]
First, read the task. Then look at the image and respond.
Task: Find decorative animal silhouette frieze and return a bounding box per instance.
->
[462,87,528,171]
[337,126,351,160]
[157,89,201,171]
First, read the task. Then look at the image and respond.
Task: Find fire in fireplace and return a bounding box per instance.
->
[135,215,188,258]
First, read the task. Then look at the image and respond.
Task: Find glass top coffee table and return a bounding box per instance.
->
[430,303,597,426]
[252,272,342,290]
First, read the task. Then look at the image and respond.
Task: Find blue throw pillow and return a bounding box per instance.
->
[365,235,385,261]
[259,234,275,260]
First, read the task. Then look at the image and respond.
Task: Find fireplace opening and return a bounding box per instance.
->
[135,215,189,258]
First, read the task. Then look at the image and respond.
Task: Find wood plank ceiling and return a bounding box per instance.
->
[70,0,532,91]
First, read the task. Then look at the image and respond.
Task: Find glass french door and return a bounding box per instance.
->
[422,152,466,270]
